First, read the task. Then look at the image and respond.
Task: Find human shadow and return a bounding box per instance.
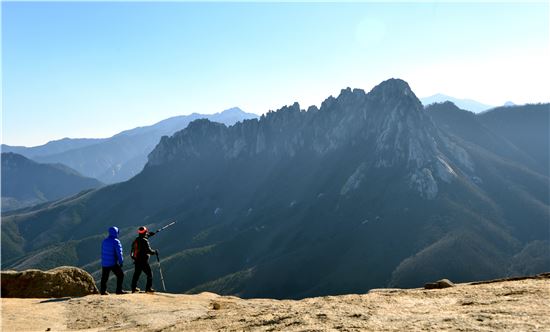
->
[39,297,71,303]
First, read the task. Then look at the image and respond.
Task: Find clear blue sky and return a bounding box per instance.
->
[3,2,549,146]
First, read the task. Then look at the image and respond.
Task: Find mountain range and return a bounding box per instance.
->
[2,79,548,299]
[2,107,258,184]
[1,153,103,211]
[427,101,549,174]
[2,138,106,159]
[420,94,494,113]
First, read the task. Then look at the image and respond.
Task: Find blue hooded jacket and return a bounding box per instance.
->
[101,226,124,267]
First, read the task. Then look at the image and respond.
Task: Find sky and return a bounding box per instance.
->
[2,2,549,146]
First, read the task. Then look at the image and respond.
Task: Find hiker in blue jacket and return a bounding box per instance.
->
[100,226,127,295]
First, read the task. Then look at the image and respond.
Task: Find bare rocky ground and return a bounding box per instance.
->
[2,276,549,331]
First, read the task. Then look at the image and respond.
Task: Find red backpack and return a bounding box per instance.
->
[130,238,140,260]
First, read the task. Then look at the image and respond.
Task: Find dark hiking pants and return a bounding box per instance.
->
[131,261,153,291]
[100,265,124,294]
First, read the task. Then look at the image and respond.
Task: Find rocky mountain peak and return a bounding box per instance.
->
[440,100,460,109]
[148,119,229,166]
[280,102,301,114]
[307,105,319,113]
[368,78,416,103]
[221,107,244,114]
[336,87,366,101]
[427,101,463,112]
[147,78,472,199]
[185,118,225,132]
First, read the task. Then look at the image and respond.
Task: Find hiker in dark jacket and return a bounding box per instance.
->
[100,226,127,295]
[130,226,158,293]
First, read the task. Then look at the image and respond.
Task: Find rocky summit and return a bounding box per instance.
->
[1,274,549,331]
[2,78,549,299]
[148,79,461,199]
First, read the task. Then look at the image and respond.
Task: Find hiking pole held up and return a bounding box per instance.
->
[155,251,167,292]
[147,220,174,292]
[148,220,177,238]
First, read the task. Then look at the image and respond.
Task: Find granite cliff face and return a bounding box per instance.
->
[148,79,464,199]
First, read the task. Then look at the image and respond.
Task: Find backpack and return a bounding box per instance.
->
[130,238,140,260]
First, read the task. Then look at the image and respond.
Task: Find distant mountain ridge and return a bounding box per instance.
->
[2,80,548,299]
[2,138,106,158]
[1,152,103,211]
[3,108,258,183]
[477,103,549,171]
[421,93,493,113]
[427,101,549,173]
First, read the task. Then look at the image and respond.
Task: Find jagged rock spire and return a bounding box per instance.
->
[147,78,470,199]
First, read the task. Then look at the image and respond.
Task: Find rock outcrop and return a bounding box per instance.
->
[147,78,465,199]
[1,274,548,331]
[1,266,98,298]
[424,278,455,289]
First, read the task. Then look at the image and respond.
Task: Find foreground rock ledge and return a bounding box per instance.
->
[2,275,549,331]
[1,266,99,298]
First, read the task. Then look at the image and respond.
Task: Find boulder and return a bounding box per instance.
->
[424,279,455,290]
[1,266,99,298]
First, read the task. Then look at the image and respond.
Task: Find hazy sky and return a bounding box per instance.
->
[3,2,549,146]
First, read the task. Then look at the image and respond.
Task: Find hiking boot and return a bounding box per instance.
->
[132,288,141,293]
[100,291,110,295]
[116,290,129,295]
[145,288,155,293]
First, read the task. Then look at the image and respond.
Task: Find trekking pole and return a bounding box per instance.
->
[155,252,167,292]
[148,220,177,237]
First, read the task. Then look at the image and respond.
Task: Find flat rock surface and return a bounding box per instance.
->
[2,278,549,331]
